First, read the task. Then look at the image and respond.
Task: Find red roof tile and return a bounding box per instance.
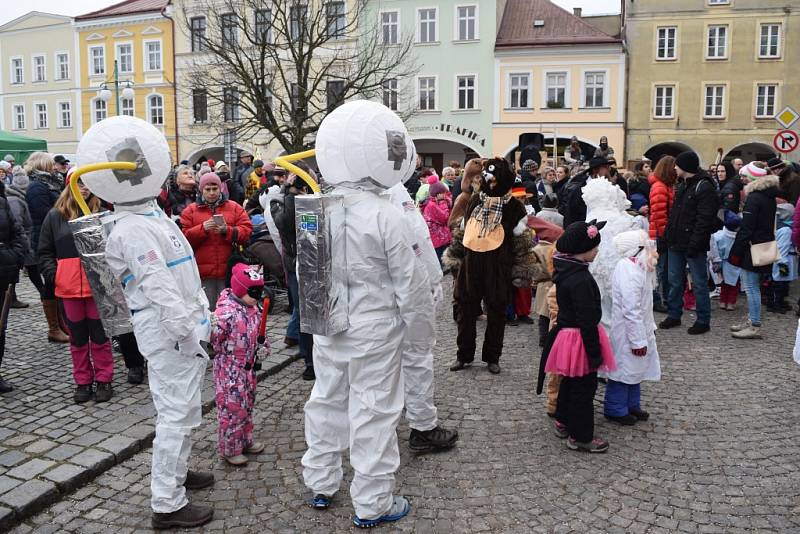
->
[75,0,168,20]
[496,0,620,48]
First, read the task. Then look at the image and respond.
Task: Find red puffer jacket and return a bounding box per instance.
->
[648,174,674,240]
[180,199,253,279]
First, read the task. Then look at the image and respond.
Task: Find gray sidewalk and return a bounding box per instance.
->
[0,279,298,530]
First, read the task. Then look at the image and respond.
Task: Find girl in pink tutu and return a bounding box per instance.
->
[537,219,616,453]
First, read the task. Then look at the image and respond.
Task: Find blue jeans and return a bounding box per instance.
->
[739,269,762,326]
[603,380,641,417]
[667,249,711,325]
[654,252,670,306]
[286,271,314,368]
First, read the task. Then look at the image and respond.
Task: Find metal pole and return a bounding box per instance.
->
[113,60,120,116]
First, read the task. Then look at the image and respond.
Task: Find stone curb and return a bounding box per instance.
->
[1,350,301,529]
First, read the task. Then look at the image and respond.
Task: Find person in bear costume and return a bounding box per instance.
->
[444,158,537,374]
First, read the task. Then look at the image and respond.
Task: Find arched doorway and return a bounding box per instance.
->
[644,142,694,165]
[723,142,776,164]
[413,138,481,173]
[504,136,597,168]
[186,146,226,166]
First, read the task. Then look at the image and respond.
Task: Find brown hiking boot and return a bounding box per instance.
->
[151,503,213,529]
[183,470,215,490]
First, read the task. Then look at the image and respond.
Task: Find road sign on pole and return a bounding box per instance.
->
[773,129,798,154]
[775,106,799,129]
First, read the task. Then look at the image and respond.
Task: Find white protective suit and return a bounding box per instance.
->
[384,183,439,431]
[607,243,661,385]
[301,189,430,520]
[105,201,211,513]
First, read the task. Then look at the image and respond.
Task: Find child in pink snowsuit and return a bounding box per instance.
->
[211,263,269,465]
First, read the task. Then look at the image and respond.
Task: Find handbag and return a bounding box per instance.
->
[750,221,779,267]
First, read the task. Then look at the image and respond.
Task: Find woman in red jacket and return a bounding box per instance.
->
[38,181,114,403]
[648,156,677,313]
[180,173,252,310]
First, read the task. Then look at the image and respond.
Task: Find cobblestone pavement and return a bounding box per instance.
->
[0,279,297,529]
[8,280,800,533]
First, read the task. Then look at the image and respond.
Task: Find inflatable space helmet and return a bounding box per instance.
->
[315,100,416,190]
[480,157,515,197]
[76,116,172,204]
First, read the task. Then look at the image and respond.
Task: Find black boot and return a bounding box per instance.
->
[127,367,145,384]
[409,426,458,452]
[152,503,213,529]
[604,413,637,425]
[184,470,215,490]
[74,384,92,404]
[0,375,12,394]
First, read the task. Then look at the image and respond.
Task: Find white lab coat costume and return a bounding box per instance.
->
[607,258,661,384]
[385,183,438,431]
[105,202,210,514]
[301,189,430,520]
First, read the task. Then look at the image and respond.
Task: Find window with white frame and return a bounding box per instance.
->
[326,2,346,39]
[381,11,399,45]
[191,16,207,51]
[255,8,272,44]
[93,99,107,123]
[12,105,25,130]
[145,41,162,71]
[584,72,605,108]
[704,85,725,118]
[290,4,308,41]
[121,97,135,117]
[224,87,240,121]
[418,8,437,43]
[755,84,778,118]
[221,13,237,47]
[35,103,48,129]
[654,85,675,118]
[759,24,780,58]
[11,58,23,84]
[418,76,436,110]
[546,72,567,107]
[192,89,208,123]
[656,27,677,60]
[509,73,529,109]
[56,53,69,80]
[148,94,164,125]
[326,80,345,112]
[115,43,132,73]
[382,78,398,111]
[33,55,46,82]
[58,101,71,128]
[456,5,477,41]
[456,75,476,109]
[706,25,727,58]
[90,46,105,75]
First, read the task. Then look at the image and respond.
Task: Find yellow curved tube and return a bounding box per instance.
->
[69,162,138,216]
[274,149,321,193]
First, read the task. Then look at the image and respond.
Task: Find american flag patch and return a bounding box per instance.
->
[137,250,160,265]
[402,201,416,212]
[412,243,422,257]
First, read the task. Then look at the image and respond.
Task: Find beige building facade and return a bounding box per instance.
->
[624,0,799,164]
[0,12,82,159]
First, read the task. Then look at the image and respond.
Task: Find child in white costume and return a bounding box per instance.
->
[603,230,661,425]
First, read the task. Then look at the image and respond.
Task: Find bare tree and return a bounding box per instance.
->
[179,0,419,154]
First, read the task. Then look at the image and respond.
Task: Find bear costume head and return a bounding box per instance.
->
[480,158,515,197]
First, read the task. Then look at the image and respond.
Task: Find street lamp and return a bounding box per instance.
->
[96,60,134,116]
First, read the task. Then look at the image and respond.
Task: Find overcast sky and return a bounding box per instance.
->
[0,0,621,27]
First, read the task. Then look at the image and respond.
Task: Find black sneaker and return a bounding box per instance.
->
[604,413,637,425]
[687,322,710,335]
[302,366,316,381]
[95,382,113,402]
[629,408,650,421]
[658,317,681,329]
[506,317,519,326]
[518,315,535,324]
[409,426,458,452]
[653,302,668,314]
[0,375,13,394]
[127,367,145,385]
[74,384,92,404]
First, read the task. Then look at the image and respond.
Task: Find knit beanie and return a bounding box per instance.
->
[723,210,741,231]
[675,151,699,174]
[556,219,606,254]
[740,162,767,181]
[199,172,222,190]
[230,263,264,299]
[427,175,439,185]
[214,161,228,172]
[629,193,648,212]
[776,202,795,223]
[429,181,448,197]
[613,229,647,258]
[522,159,537,173]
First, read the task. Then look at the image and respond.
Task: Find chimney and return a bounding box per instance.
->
[573,7,582,17]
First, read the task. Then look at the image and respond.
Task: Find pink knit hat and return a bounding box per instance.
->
[230,263,264,298]
[427,175,439,185]
[199,172,222,190]
[739,162,767,180]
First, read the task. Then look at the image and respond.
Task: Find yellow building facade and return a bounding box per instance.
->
[75,0,177,158]
[624,0,799,164]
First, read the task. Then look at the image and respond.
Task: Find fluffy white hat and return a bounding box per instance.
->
[613,229,648,258]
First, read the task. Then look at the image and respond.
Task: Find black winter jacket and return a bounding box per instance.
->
[552,255,602,366]
[665,172,720,255]
[560,171,591,227]
[270,188,299,274]
[0,197,26,284]
[719,176,743,212]
[26,171,62,253]
[729,176,780,273]
[778,167,800,206]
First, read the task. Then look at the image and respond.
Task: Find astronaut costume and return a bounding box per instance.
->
[300,102,430,527]
[384,183,458,450]
[75,117,213,528]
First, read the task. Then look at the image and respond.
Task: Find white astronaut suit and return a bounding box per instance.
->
[75,116,211,516]
[301,102,431,523]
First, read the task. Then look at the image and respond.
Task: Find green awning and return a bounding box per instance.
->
[0,130,48,164]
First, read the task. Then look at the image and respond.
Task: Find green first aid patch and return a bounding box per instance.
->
[300,214,318,232]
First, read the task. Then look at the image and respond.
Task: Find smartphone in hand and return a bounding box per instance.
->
[212,214,225,226]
